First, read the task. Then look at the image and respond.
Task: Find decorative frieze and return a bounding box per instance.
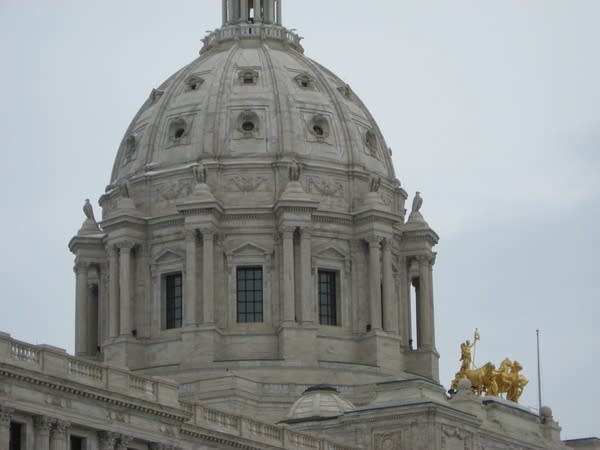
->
[153,179,194,203]
[226,175,268,193]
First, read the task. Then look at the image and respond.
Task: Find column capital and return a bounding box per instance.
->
[280,225,296,237]
[106,244,118,258]
[73,260,90,273]
[184,228,198,241]
[382,238,393,252]
[51,420,70,437]
[98,431,118,449]
[365,234,384,247]
[417,253,436,266]
[198,225,217,237]
[33,415,54,434]
[116,240,136,251]
[0,406,13,427]
[116,434,134,450]
[299,226,313,238]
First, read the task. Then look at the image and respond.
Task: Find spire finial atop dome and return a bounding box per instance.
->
[222,0,282,26]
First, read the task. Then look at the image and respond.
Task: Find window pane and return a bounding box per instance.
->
[318,270,337,326]
[237,266,263,323]
[166,273,183,329]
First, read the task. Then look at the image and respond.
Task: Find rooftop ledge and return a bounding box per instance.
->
[201,23,304,54]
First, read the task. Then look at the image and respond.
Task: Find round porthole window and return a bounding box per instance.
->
[242,121,255,132]
[313,125,324,136]
[174,128,185,139]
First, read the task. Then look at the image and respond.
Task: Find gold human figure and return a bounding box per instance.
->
[460,340,475,372]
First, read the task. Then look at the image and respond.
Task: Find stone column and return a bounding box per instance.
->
[222,0,228,25]
[264,0,272,23]
[276,0,282,24]
[49,420,70,450]
[281,226,295,323]
[397,256,411,349]
[75,261,89,356]
[201,228,215,324]
[87,281,99,355]
[33,416,53,450]
[382,239,397,333]
[118,242,134,336]
[0,407,13,450]
[418,255,436,350]
[184,229,198,327]
[366,236,382,330]
[107,245,120,339]
[254,0,262,21]
[241,0,248,21]
[98,431,117,450]
[299,228,313,324]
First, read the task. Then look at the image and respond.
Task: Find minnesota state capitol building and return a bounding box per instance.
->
[0,2,596,449]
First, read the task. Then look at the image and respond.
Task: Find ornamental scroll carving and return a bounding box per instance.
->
[307,176,344,197]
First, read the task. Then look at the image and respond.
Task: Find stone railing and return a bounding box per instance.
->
[0,332,179,408]
[201,23,303,54]
[190,405,356,450]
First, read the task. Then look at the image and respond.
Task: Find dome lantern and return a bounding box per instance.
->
[222,0,282,26]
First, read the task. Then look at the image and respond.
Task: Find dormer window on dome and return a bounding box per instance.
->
[168,118,189,144]
[365,129,378,153]
[295,73,315,90]
[122,133,137,164]
[309,115,330,140]
[238,69,259,86]
[185,75,205,91]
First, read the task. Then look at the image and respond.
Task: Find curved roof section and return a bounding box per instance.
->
[110,22,396,185]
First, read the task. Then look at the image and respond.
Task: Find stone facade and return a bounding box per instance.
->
[0,1,587,449]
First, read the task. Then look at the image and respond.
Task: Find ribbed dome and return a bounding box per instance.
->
[286,385,355,421]
[103,20,400,217]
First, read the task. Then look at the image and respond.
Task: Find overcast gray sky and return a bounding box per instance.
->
[0,0,598,441]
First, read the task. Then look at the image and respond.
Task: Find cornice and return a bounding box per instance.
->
[0,364,190,423]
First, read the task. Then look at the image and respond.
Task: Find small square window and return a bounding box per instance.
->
[237,267,263,323]
[165,273,183,329]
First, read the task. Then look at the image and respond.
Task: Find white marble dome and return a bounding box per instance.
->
[103,16,401,218]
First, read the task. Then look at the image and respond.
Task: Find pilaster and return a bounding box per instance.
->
[184,229,198,327]
[280,226,296,324]
[98,431,118,450]
[366,235,383,331]
[201,226,216,325]
[117,240,135,336]
[33,415,53,450]
[382,239,397,333]
[299,227,314,324]
[116,434,133,450]
[107,244,120,339]
[0,406,13,450]
[49,420,70,450]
